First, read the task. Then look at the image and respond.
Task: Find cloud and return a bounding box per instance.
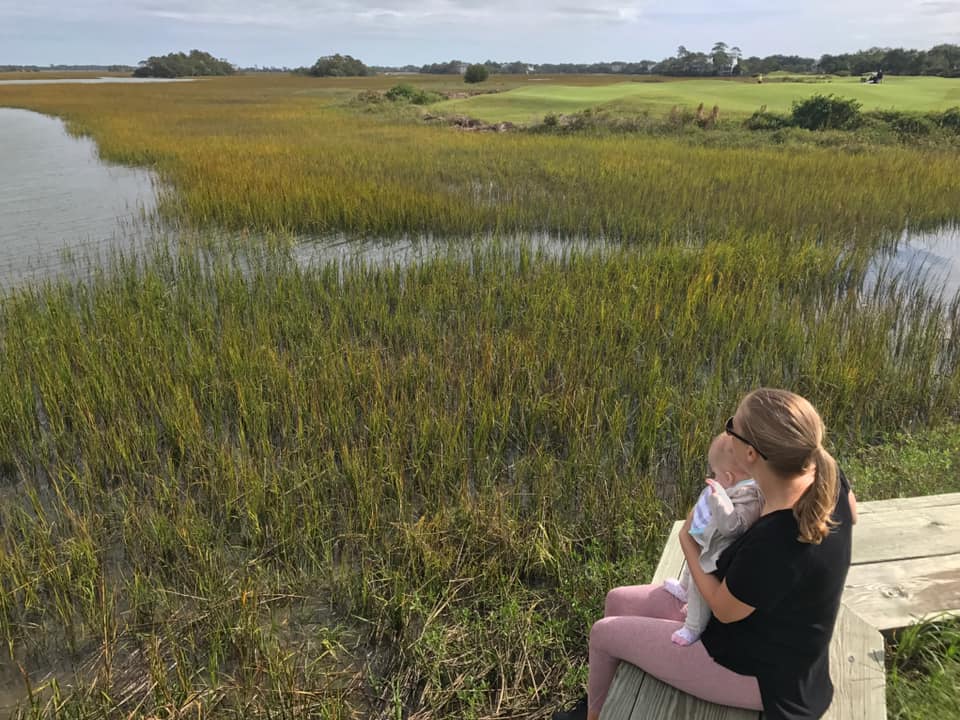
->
[1,0,957,66]
[0,0,655,27]
[917,0,960,14]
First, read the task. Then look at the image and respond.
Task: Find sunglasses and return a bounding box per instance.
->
[725,416,768,460]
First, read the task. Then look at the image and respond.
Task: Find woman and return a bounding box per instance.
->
[554,388,858,720]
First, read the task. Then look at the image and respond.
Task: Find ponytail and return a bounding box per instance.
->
[738,389,840,544]
[794,445,839,544]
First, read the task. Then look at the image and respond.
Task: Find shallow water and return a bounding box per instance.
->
[290,231,613,273]
[0,108,161,289]
[870,226,960,301]
[1,107,959,304]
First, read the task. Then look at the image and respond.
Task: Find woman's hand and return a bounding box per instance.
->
[681,505,694,536]
[679,518,699,561]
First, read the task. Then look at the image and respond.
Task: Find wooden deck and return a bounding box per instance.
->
[846,492,960,630]
[601,491,960,719]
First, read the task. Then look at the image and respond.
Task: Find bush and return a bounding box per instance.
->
[744,106,792,131]
[666,105,697,128]
[464,64,489,84]
[384,83,441,105]
[890,114,935,136]
[938,107,960,132]
[865,109,937,137]
[791,94,862,131]
[354,89,385,105]
[385,83,417,102]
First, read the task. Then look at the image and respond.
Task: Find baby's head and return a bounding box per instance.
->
[708,433,749,488]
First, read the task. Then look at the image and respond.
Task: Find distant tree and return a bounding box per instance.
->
[711,42,731,74]
[420,60,466,74]
[653,48,711,76]
[134,49,235,78]
[817,53,850,74]
[464,64,489,83]
[924,43,960,76]
[879,48,922,75]
[308,54,372,77]
[501,60,530,74]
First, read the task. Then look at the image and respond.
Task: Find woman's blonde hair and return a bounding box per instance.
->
[738,388,838,544]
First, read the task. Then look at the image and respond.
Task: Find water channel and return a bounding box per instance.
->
[2,106,959,296]
[0,108,161,289]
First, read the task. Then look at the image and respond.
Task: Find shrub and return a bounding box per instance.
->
[464,64,489,84]
[385,83,417,102]
[938,107,960,132]
[384,83,441,105]
[666,105,696,128]
[744,105,792,131]
[791,94,862,131]
[890,114,935,136]
[866,109,938,137]
[354,89,385,105]
[694,103,721,129]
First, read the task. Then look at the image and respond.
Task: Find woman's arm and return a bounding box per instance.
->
[849,489,859,525]
[679,516,756,624]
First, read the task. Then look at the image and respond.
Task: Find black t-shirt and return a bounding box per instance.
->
[701,470,853,720]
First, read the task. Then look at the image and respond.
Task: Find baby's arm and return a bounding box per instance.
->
[705,481,757,537]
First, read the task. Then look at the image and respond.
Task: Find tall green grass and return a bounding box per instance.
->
[1,76,958,240]
[1,234,959,717]
[2,74,960,718]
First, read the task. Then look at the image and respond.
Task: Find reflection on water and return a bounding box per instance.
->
[868,226,960,301]
[0,108,161,290]
[290,232,615,273]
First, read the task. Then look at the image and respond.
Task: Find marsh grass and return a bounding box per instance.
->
[0,233,959,717]
[2,74,960,718]
[1,75,959,240]
[887,617,960,719]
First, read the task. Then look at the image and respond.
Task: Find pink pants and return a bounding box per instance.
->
[588,584,763,714]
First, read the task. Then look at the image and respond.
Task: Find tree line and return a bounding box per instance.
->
[116,42,960,79]
[405,43,960,78]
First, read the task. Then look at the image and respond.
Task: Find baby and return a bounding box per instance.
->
[664,433,764,645]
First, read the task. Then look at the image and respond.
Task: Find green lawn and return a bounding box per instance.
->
[434,76,960,124]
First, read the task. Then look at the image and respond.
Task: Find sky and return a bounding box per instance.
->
[1,0,958,68]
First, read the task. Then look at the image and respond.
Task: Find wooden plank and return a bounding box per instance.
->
[631,673,760,720]
[843,552,960,630]
[599,662,644,720]
[651,521,686,584]
[856,492,960,515]
[823,604,887,720]
[851,504,960,565]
